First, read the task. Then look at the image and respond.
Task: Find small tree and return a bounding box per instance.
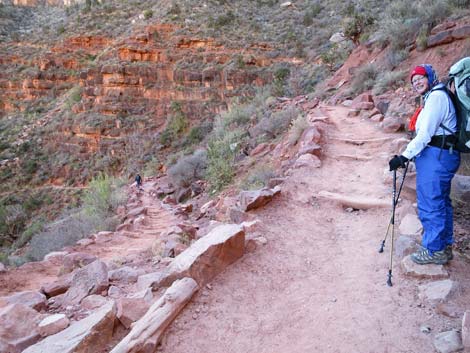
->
[342,11,375,46]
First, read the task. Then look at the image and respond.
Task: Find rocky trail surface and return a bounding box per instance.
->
[1,104,469,353]
[159,105,469,353]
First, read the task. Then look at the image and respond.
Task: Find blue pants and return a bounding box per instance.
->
[414,146,460,253]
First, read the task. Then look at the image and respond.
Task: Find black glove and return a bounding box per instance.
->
[389,155,408,171]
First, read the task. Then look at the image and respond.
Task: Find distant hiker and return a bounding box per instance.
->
[389,64,460,265]
[135,174,143,188]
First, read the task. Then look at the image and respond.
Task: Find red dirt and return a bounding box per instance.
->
[159,105,470,353]
[1,105,469,353]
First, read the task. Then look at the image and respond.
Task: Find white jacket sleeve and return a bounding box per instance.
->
[402,91,450,160]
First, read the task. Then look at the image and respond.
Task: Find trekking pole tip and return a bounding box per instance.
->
[378,240,385,253]
[387,270,393,287]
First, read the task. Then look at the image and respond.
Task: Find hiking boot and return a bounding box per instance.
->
[410,248,448,265]
[445,245,453,261]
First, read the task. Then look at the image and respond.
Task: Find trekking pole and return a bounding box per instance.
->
[378,161,409,253]
[386,169,397,286]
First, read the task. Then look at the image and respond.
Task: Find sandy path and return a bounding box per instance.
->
[159,106,454,353]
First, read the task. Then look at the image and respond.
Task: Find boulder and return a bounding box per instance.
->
[394,235,418,258]
[116,291,153,329]
[140,224,245,290]
[0,304,43,353]
[61,253,98,274]
[41,273,74,298]
[294,154,321,168]
[401,256,449,280]
[381,116,403,133]
[80,295,110,311]
[239,186,281,212]
[297,142,322,158]
[433,330,463,353]
[38,314,70,337]
[61,260,109,306]
[23,301,116,353]
[108,266,140,283]
[0,291,47,311]
[398,213,423,236]
[43,251,68,264]
[418,280,456,303]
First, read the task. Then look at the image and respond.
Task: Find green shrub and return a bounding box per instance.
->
[450,0,470,7]
[168,149,207,188]
[185,120,214,145]
[168,2,181,15]
[65,86,82,110]
[209,11,236,28]
[342,10,375,46]
[0,252,8,265]
[272,66,291,97]
[205,138,236,192]
[143,9,153,19]
[0,204,26,241]
[83,174,126,218]
[143,157,160,177]
[14,219,44,249]
[159,102,189,147]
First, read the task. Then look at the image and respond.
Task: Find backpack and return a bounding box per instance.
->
[441,57,470,153]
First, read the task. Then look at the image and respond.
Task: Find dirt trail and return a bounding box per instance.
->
[0,105,466,352]
[0,183,177,296]
[158,106,460,353]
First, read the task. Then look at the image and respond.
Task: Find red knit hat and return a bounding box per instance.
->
[410,65,427,83]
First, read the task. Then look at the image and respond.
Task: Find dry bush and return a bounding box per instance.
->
[240,164,277,190]
[384,49,409,69]
[168,149,207,188]
[348,63,378,96]
[373,70,407,95]
[26,211,101,261]
[377,0,451,50]
[251,106,299,143]
[288,114,309,145]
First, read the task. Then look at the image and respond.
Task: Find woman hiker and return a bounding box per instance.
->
[389,64,460,265]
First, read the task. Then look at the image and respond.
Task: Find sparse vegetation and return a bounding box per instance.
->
[288,114,309,145]
[2,0,470,260]
[373,70,407,95]
[143,9,153,19]
[168,149,207,188]
[160,102,189,147]
[240,164,277,190]
[348,63,379,95]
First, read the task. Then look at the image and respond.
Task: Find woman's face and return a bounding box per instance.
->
[412,74,429,95]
